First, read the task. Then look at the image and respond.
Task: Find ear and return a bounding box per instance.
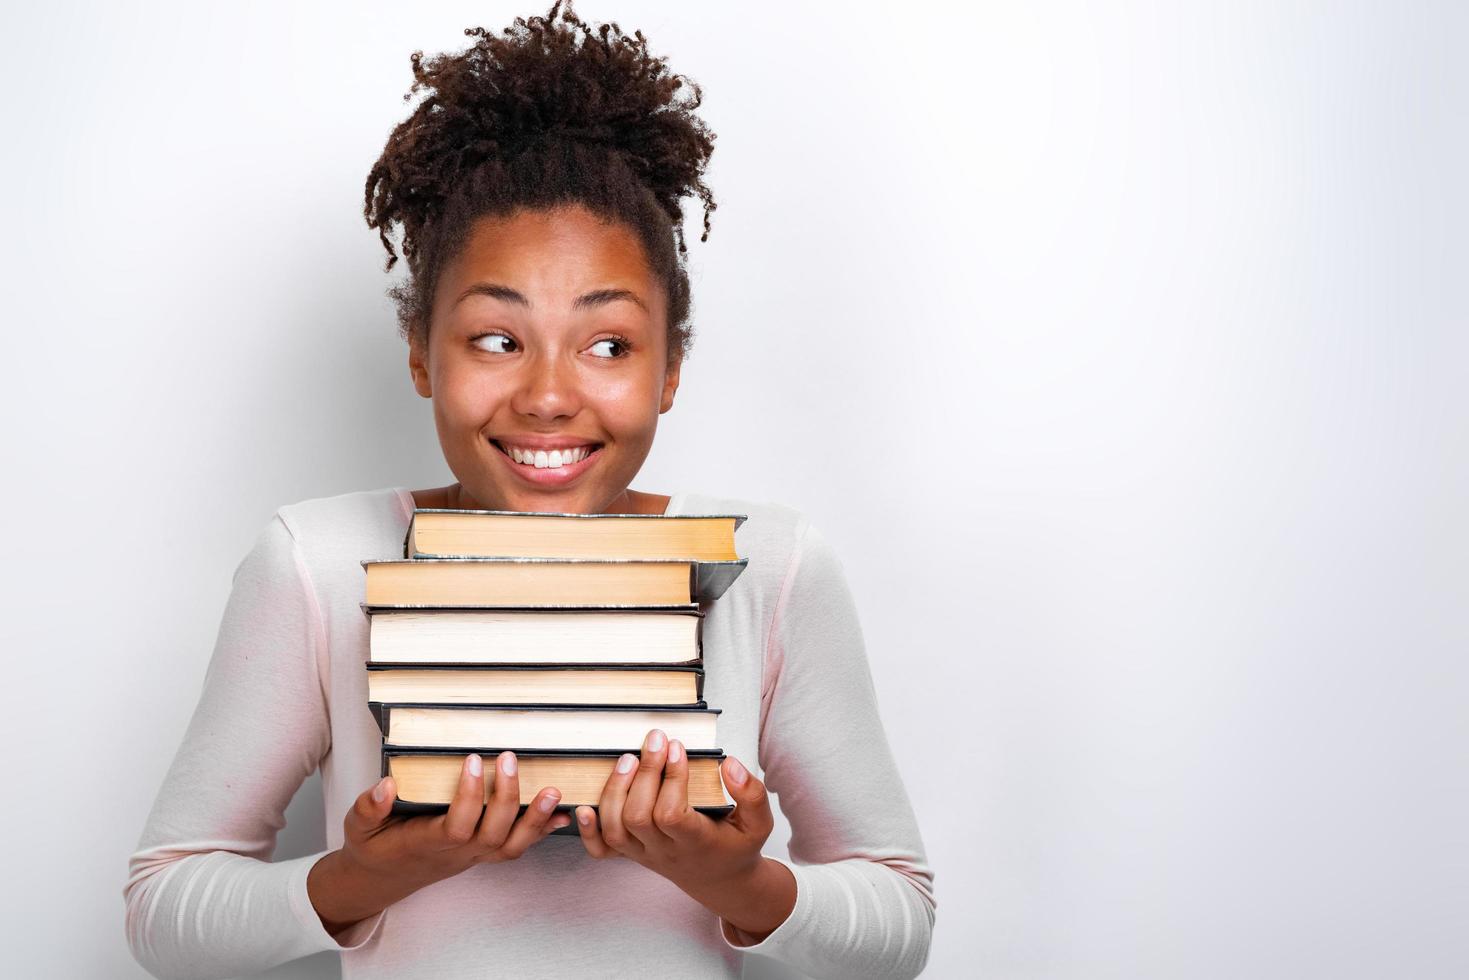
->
[408,329,432,399]
[659,355,682,414]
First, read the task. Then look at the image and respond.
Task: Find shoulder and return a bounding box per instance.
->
[677,488,807,546]
[266,485,412,583]
[675,491,827,598]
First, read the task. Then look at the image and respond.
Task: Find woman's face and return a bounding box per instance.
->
[408,205,680,515]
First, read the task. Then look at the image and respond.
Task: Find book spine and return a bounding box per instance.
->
[389,800,735,829]
[384,746,727,758]
[364,662,708,672]
[371,702,721,714]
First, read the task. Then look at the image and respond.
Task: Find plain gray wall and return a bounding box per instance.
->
[4,1,1467,977]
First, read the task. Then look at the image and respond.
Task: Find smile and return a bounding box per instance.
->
[494,442,598,468]
[490,440,604,482]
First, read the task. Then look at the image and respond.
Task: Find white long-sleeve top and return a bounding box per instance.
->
[124,487,936,979]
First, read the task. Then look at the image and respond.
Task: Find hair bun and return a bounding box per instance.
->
[366,0,716,273]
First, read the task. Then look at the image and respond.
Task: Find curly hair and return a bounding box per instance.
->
[363,0,717,365]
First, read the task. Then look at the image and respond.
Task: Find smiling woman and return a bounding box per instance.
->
[122,2,935,978]
[360,0,712,521]
[407,206,681,514]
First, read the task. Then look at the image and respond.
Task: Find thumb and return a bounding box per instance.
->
[347,776,396,836]
[722,757,773,837]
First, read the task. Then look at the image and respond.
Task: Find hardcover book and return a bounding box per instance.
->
[405,508,746,561]
[369,702,722,751]
[385,747,732,807]
[361,557,747,606]
[365,664,705,705]
[362,606,704,665]
[383,747,735,834]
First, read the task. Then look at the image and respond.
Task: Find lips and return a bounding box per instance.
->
[489,438,604,485]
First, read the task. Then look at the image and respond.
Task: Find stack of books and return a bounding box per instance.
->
[360,506,748,834]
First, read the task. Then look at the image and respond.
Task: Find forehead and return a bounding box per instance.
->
[443,206,656,296]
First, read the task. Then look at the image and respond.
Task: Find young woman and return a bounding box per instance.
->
[124,4,935,977]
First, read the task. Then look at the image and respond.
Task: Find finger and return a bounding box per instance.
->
[488,785,562,860]
[574,805,619,859]
[345,777,396,840]
[596,751,644,856]
[474,751,521,851]
[721,756,774,840]
[435,753,487,848]
[623,729,674,848]
[653,739,701,842]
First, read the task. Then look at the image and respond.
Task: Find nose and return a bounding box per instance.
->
[509,347,580,423]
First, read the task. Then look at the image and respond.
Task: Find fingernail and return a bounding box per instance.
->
[647,729,665,752]
[578,807,592,826]
[371,778,387,802]
[668,740,683,764]
[539,792,560,813]
[467,753,482,777]
[727,757,749,786]
[501,752,517,776]
[616,753,637,774]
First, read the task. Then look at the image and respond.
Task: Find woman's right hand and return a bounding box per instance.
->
[346,749,570,881]
[308,751,569,938]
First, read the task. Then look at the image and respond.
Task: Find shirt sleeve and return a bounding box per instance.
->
[715,518,938,978]
[123,513,385,979]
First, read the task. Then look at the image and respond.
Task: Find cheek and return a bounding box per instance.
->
[432,364,503,427]
[585,371,664,436]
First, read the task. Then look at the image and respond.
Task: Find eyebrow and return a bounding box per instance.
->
[453,282,648,313]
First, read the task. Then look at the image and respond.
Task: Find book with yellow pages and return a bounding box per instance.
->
[360,556,746,606]
[365,663,705,706]
[404,507,746,561]
[383,747,735,833]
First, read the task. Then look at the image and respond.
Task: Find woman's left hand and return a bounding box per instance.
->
[574,728,773,894]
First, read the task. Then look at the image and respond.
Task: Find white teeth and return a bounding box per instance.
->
[501,443,593,468]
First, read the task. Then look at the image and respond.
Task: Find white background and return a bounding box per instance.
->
[4,1,1467,977]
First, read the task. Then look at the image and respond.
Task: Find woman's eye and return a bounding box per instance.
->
[589,338,627,359]
[472,333,518,353]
